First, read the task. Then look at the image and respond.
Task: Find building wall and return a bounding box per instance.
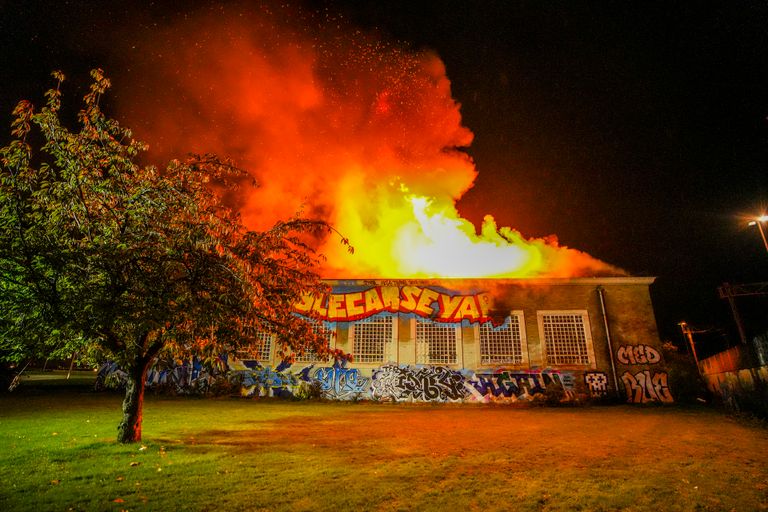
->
[234,277,673,404]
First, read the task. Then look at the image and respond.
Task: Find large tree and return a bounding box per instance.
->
[0,70,346,442]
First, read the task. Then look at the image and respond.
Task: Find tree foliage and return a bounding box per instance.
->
[0,70,344,442]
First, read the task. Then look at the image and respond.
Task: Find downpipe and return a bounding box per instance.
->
[597,286,622,399]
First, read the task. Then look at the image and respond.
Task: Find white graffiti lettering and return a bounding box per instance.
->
[370,365,469,402]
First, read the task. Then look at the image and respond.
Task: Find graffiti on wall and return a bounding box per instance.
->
[96,358,225,394]
[621,370,673,403]
[295,285,492,324]
[97,356,670,405]
[96,359,584,403]
[238,363,303,398]
[235,363,579,403]
[313,363,369,399]
[614,342,672,403]
[371,365,469,402]
[95,362,128,390]
[617,344,661,365]
[466,369,575,402]
[584,371,609,398]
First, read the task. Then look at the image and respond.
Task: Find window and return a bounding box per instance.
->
[254,331,273,362]
[479,312,526,365]
[415,318,459,365]
[293,320,335,363]
[350,315,395,363]
[236,331,273,363]
[538,311,594,366]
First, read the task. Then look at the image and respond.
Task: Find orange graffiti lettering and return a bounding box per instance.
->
[344,292,365,319]
[414,288,439,316]
[437,293,463,320]
[294,286,492,324]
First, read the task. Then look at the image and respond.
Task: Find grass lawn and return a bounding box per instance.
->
[1,386,767,511]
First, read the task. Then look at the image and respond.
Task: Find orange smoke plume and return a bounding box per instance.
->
[115,4,621,279]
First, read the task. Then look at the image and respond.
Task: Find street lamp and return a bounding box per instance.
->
[748,214,768,254]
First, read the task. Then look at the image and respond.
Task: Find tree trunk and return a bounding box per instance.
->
[114,334,163,444]
[117,360,150,443]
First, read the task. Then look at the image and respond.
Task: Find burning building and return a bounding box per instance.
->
[112,6,671,404]
[230,277,671,404]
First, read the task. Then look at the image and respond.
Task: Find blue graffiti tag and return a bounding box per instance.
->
[313,362,369,399]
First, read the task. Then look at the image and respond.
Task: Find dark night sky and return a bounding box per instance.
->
[2,1,767,351]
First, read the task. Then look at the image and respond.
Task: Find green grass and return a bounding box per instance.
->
[1,387,767,511]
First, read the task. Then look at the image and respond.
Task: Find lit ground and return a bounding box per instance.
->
[1,384,767,511]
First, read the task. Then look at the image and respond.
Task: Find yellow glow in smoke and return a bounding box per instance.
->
[323,174,553,278]
[392,195,543,277]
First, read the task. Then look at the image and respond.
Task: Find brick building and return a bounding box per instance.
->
[235,277,673,404]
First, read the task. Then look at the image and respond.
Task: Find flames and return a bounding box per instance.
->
[114,4,621,279]
[324,187,616,278]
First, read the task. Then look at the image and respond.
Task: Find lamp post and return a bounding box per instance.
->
[748,215,768,254]
[678,321,705,377]
[679,322,699,365]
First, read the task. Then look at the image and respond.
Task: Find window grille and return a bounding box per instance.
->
[351,315,393,363]
[235,331,273,362]
[416,318,458,365]
[293,320,335,363]
[254,331,273,362]
[480,315,524,365]
[540,312,592,365]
